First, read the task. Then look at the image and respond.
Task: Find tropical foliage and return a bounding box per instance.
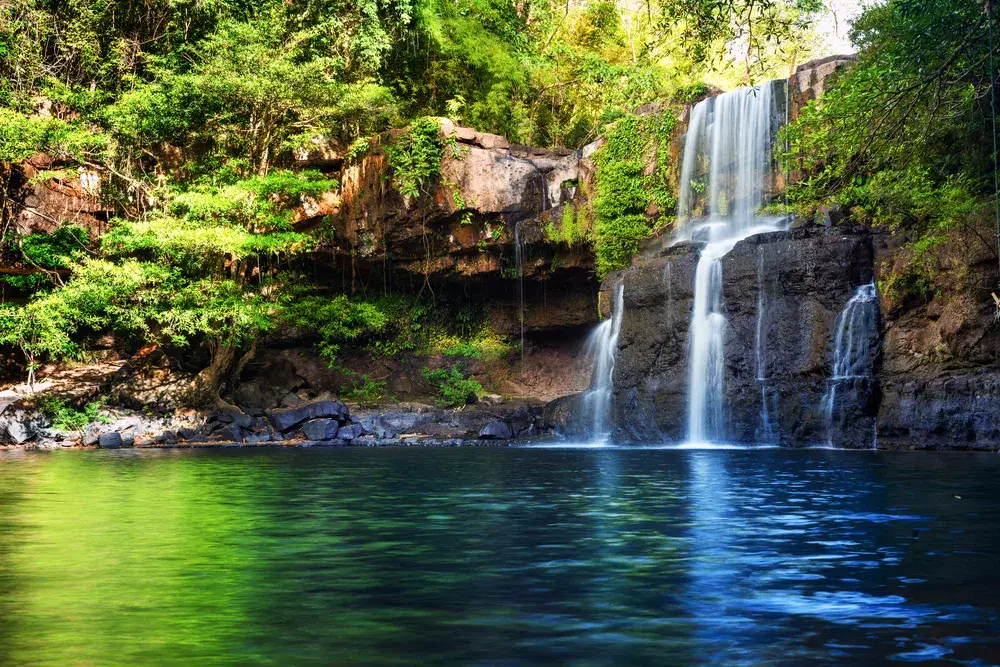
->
[781,0,997,307]
[0,0,835,401]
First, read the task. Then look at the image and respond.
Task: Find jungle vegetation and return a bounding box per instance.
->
[780,0,1000,310]
[2,0,989,403]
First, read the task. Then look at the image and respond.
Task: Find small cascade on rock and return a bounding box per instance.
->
[677,82,786,443]
[514,220,525,375]
[755,246,777,442]
[580,283,625,443]
[821,283,879,445]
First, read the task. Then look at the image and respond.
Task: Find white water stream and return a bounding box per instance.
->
[821,283,879,445]
[580,283,625,443]
[676,83,784,443]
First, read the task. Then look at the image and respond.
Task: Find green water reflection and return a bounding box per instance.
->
[0,447,997,665]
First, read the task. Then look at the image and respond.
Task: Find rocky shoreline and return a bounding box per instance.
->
[0,394,551,451]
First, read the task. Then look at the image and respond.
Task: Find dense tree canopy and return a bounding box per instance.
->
[781,0,997,308]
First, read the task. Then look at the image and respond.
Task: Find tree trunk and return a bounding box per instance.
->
[183,343,237,408]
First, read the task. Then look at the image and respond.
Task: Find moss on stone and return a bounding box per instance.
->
[591,111,677,278]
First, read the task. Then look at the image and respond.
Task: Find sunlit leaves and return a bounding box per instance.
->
[0,109,107,163]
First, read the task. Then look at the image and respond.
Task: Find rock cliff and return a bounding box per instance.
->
[553,217,1000,450]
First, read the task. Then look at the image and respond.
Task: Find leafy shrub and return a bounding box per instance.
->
[674,82,711,103]
[39,396,107,431]
[422,364,482,407]
[547,204,583,246]
[1,224,88,292]
[442,342,481,359]
[384,118,446,198]
[285,295,388,366]
[343,375,388,407]
[0,109,107,163]
[591,111,677,277]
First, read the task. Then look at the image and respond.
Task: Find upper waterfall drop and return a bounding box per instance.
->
[675,82,784,243]
[677,81,787,443]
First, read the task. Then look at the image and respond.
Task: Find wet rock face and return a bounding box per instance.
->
[576,224,1000,449]
[607,227,881,446]
[326,119,602,338]
[789,55,858,120]
[878,375,1000,451]
[333,121,598,293]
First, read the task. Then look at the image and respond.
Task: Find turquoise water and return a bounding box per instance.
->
[0,447,998,665]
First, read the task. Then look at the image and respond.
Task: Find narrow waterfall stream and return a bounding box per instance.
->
[580,283,624,443]
[821,283,879,445]
[755,246,777,442]
[676,82,785,443]
[687,238,741,442]
[514,220,524,375]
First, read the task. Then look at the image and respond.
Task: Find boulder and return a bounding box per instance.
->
[280,392,302,408]
[374,411,426,437]
[479,420,513,440]
[373,418,397,439]
[302,419,339,441]
[83,424,102,446]
[266,400,349,432]
[98,432,123,448]
[213,406,253,428]
[356,417,375,435]
[0,405,47,444]
[216,424,243,442]
[177,427,199,441]
[337,424,364,441]
[509,405,535,436]
[16,157,111,237]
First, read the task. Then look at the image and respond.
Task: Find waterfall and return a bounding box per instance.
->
[821,283,879,445]
[580,283,625,443]
[676,102,708,238]
[678,83,786,443]
[676,83,779,242]
[514,220,525,375]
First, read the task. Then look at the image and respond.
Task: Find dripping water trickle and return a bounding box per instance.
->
[663,262,673,330]
[755,246,777,442]
[514,220,524,376]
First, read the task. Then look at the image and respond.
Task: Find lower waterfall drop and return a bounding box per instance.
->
[581,283,625,443]
[821,283,879,445]
[687,238,736,442]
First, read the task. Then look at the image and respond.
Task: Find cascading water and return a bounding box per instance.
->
[821,283,879,445]
[580,283,625,443]
[676,82,786,443]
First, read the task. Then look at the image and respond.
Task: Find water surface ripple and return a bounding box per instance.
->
[0,448,998,665]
